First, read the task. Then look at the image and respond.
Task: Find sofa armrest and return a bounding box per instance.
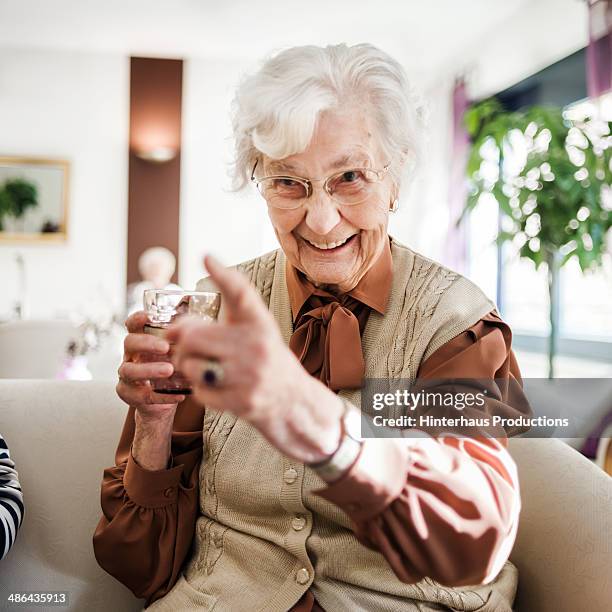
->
[508,438,612,612]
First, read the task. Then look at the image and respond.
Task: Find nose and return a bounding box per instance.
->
[303,192,341,236]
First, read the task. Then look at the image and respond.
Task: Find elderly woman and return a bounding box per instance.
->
[94,44,530,611]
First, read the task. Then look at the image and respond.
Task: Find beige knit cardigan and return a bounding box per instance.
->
[147,238,518,612]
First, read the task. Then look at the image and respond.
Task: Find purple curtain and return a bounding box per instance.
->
[581,408,612,458]
[444,79,469,273]
[587,0,612,98]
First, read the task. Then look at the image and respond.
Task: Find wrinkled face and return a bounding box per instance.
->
[261,108,395,293]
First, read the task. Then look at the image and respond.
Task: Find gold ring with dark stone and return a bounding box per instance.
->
[199,359,224,387]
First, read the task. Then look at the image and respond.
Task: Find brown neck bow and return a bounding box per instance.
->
[286,240,393,392]
[289,292,369,391]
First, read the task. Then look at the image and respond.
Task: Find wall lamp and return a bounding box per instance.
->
[134,146,178,163]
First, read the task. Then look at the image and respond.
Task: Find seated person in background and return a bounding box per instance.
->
[95,43,531,612]
[1,433,24,560]
[126,246,182,315]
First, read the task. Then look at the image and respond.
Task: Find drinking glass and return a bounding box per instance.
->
[142,289,221,394]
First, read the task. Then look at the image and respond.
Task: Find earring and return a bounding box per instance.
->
[390,199,399,213]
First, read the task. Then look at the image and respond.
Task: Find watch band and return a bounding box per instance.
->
[309,400,364,482]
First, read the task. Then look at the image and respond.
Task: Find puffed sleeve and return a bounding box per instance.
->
[93,397,204,606]
[316,310,531,587]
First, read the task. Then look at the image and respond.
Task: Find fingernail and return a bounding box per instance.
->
[156,341,170,353]
[159,363,174,376]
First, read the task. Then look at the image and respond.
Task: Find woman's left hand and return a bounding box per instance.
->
[166,255,343,464]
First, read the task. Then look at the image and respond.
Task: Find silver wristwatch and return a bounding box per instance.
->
[308,400,364,482]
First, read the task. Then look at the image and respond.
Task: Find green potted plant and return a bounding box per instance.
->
[463,98,612,377]
[0,186,10,231]
[0,177,39,232]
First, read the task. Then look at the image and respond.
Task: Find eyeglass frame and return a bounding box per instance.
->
[249,159,392,208]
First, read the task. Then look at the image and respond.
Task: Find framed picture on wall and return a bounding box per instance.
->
[0,156,69,243]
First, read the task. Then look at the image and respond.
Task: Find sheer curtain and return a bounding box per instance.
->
[443,79,470,274]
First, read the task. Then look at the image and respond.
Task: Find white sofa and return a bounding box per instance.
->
[0,320,78,378]
[0,380,611,612]
[0,319,125,381]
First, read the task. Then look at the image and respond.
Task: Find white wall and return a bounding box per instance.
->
[465,0,588,100]
[413,0,587,99]
[388,77,455,261]
[0,47,129,320]
[179,57,281,290]
[403,0,590,269]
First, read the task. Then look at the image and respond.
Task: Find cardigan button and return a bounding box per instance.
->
[283,468,298,484]
[163,487,175,498]
[291,515,307,531]
[295,568,310,585]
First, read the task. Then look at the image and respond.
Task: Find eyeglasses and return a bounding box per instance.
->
[250,160,391,210]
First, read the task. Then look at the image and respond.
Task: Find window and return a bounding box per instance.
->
[466,50,612,352]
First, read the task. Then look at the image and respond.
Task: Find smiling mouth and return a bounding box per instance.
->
[301,233,359,252]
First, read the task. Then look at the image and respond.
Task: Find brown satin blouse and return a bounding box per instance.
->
[93,243,525,610]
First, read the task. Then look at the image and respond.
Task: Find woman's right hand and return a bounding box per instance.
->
[117,311,186,470]
[117,311,186,421]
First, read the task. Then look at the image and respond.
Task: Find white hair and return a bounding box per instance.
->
[138,246,176,277]
[231,43,427,192]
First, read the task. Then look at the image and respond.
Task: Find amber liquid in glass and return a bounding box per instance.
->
[143,323,192,395]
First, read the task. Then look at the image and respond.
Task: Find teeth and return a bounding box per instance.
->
[306,236,352,250]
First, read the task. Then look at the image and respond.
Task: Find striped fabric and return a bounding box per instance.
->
[0,434,24,560]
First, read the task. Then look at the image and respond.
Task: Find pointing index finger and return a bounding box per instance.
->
[203,254,267,323]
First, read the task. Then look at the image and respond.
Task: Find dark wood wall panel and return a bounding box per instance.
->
[127,57,183,285]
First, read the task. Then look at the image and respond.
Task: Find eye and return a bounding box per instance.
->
[340,170,362,183]
[267,177,307,199]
